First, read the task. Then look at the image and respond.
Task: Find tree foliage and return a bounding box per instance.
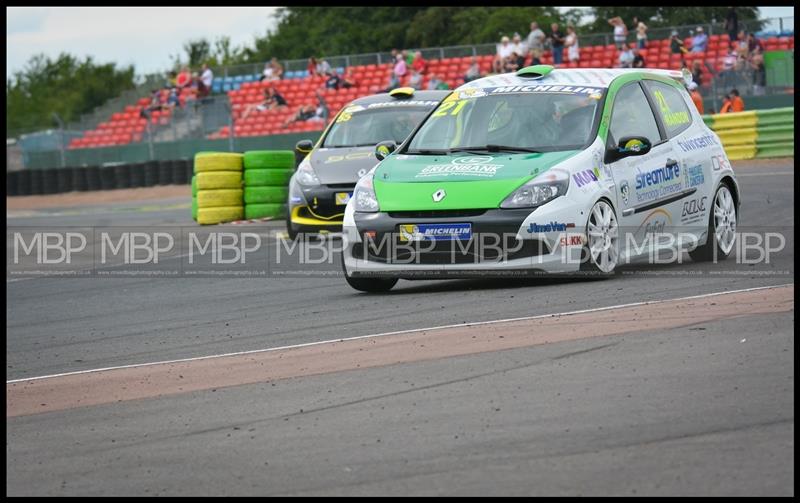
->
[6,53,135,135]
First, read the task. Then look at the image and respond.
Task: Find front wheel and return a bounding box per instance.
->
[341,252,398,292]
[580,199,619,277]
[285,205,300,241]
[689,183,737,262]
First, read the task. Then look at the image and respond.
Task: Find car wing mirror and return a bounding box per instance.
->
[375,140,397,161]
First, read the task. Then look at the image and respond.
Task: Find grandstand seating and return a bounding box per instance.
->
[69,34,794,147]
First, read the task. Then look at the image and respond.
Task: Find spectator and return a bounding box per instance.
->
[720,88,744,113]
[270,57,284,80]
[496,35,514,66]
[164,88,181,110]
[691,27,708,53]
[412,51,427,74]
[175,66,192,89]
[634,18,648,49]
[526,21,546,65]
[491,57,504,74]
[403,49,413,66]
[511,33,525,58]
[670,31,687,55]
[750,53,766,96]
[141,88,166,118]
[317,59,332,75]
[504,51,522,72]
[282,91,328,128]
[408,69,423,90]
[632,47,646,68]
[464,56,481,83]
[734,30,749,58]
[427,73,449,90]
[165,71,177,89]
[565,25,580,63]
[688,82,704,114]
[341,68,357,88]
[392,53,407,85]
[747,33,764,55]
[307,57,318,76]
[608,16,628,50]
[549,23,565,65]
[241,87,287,120]
[324,70,341,90]
[198,63,213,98]
[260,61,274,81]
[718,49,738,88]
[725,7,739,47]
[691,60,704,85]
[619,44,634,68]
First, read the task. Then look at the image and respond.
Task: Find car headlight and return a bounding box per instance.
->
[500,169,570,209]
[353,168,379,213]
[296,158,320,186]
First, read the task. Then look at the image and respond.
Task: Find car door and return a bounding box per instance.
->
[605,81,679,260]
[642,79,713,240]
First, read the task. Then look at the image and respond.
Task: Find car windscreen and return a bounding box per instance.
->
[322,107,432,148]
[406,88,605,153]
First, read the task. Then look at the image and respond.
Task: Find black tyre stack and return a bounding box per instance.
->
[7,171,20,196]
[115,163,132,189]
[100,165,116,190]
[130,161,146,188]
[30,169,44,195]
[86,165,102,191]
[158,160,173,186]
[57,167,74,193]
[17,169,32,196]
[73,166,89,192]
[144,160,159,187]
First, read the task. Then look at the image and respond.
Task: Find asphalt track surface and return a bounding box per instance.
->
[6,160,795,495]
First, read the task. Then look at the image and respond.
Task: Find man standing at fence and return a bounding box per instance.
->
[688,82,704,114]
[720,88,745,113]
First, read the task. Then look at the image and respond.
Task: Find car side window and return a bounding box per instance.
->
[644,80,693,138]
[608,82,662,148]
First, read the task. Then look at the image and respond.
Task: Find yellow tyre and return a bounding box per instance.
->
[194,152,244,173]
[196,206,244,225]
[197,189,244,208]
[195,171,242,190]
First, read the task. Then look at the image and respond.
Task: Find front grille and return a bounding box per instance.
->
[351,236,549,265]
[325,183,356,189]
[387,209,488,219]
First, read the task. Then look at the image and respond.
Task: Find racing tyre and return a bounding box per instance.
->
[197,189,243,208]
[244,169,294,186]
[194,152,243,173]
[195,171,242,190]
[244,186,288,204]
[197,206,244,225]
[341,253,398,293]
[243,151,295,170]
[245,203,284,220]
[191,175,198,196]
[580,199,619,277]
[689,183,737,262]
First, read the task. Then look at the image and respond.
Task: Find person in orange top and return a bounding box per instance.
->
[687,82,704,114]
[720,88,745,113]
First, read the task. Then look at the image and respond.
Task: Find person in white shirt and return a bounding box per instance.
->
[198,64,213,98]
[497,35,514,60]
[618,44,634,68]
[261,63,274,81]
[565,25,580,63]
[510,33,525,59]
[316,59,332,75]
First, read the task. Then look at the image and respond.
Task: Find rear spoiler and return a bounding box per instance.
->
[619,68,693,85]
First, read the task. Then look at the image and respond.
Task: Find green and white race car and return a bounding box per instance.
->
[341,65,741,292]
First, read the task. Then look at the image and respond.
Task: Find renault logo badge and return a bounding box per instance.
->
[432,189,446,202]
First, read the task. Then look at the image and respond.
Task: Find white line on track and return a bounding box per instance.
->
[7,283,793,385]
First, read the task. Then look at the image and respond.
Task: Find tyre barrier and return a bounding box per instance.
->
[17,169,32,196]
[158,159,174,186]
[7,171,20,196]
[30,169,44,195]
[100,166,116,191]
[42,168,59,195]
[242,150,294,220]
[703,107,794,161]
[144,160,159,187]
[72,166,89,192]
[115,163,132,189]
[57,167,73,193]
[193,152,244,224]
[86,165,102,191]
[130,162,146,188]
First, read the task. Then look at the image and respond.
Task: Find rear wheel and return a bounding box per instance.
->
[341,252,397,293]
[689,184,737,262]
[581,199,619,276]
